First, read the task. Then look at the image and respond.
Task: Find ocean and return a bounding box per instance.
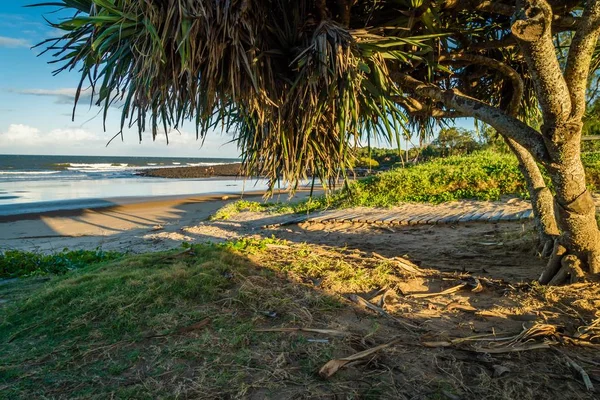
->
[0,154,271,215]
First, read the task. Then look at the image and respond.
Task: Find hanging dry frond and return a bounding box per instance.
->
[33,0,441,191]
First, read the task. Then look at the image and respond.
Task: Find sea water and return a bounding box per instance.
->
[0,154,272,215]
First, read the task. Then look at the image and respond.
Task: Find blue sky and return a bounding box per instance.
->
[0,1,240,158]
[0,2,473,159]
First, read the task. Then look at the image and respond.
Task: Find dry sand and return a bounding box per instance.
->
[0,191,297,253]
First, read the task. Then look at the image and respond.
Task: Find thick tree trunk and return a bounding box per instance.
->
[539,123,600,284]
[504,137,558,256]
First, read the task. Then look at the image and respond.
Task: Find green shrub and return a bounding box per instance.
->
[210,200,265,220]
[331,150,532,207]
[0,249,123,278]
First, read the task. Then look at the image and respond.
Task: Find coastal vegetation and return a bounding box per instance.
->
[211,150,600,220]
[2,0,599,398]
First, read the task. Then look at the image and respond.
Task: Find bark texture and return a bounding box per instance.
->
[504,138,558,254]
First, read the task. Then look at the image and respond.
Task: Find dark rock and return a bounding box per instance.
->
[138,163,243,179]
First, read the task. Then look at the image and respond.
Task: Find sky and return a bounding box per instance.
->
[0,1,240,158]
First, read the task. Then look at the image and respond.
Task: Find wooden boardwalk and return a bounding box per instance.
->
[304,202,533,226]
[264,195,600,228]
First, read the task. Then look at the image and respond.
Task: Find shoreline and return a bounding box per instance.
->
[0,188,301,222]
[0,190,314,254]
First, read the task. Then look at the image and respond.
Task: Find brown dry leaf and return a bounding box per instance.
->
[474,342,551,353]
[176,318,211,334]
[407,283,467,299]
[255,327,348,337]
[319,338,403,378]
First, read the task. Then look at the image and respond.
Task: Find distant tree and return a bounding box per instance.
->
[431,128,479,157]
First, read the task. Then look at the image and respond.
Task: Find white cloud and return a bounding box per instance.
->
[0,36,31,48]
[0,124,101,147]
[15,88,94,105]
[0,124,239,158]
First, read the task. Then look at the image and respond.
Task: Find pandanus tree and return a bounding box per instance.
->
[35,0,600,285]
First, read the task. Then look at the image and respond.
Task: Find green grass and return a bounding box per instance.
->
[209,199,266,220]
[210,197,329,220]
[0,249,124,279]
[1,239,392,398]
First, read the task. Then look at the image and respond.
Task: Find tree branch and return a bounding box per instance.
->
[316,0,328,21]
[336,0,352,26]
[512,0,571,126]
[442,0,579,29]
[564,0,600,121]
[396,96,465,118]
[396,73,550,162]
[438,53,524,116]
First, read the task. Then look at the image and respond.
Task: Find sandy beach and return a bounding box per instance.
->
[0,190,313,253]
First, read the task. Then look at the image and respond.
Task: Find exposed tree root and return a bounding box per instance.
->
[539,239,600,285]
[548,255,584,285]
[538,237,556,258]
[539,240,567,284]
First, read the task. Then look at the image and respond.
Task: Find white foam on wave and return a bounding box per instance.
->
[66,163,138,173]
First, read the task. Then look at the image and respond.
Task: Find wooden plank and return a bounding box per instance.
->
[457,209,480,223]
[341,213,364,222]
[430,208,462,224]
[520,209,533,220]
[390,215,411,225]
[390,207,420,224]
[415,211,441,224]
[438,211,463,224]
[309,210,346,223]
[499,211,520,221]
[464,209,489,222]
[489,209,505,222]
[444,212,465,224]
[380,208,414,225]
[336,212,364,223]
[353,213,372,223]
[368,212,393,223]
[425,213,444,224]
[306,212,330,223]
[407,209,436,225]
[262,215,309,228]
[479,209,499,222]
[380,211,402,223]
